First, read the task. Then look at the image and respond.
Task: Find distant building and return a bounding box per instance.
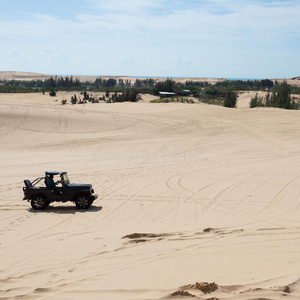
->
[177,90,191,96]
[159,91,176,98]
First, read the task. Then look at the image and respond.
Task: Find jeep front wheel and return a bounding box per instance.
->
[75,195,92,209]
[31,195,47,210]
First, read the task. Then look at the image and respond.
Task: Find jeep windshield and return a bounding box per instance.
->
[62,173,70,185]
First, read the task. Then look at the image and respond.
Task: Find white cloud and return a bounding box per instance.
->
[0,0,299,77]
[85,0,166,14]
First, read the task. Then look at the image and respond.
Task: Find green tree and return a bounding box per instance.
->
[250,93,264,108]
[103,78,117,87]
[129,89,139,102]
[276,80,291,109]
[48,76,56,88]
[224,90,237,108]
[250,93,259,108]
[153,78,175,95]
[265,92,272,107]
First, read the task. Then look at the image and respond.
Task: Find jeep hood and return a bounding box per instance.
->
[67,184,92,188]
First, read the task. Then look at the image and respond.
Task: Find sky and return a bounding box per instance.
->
[0,0,299,78]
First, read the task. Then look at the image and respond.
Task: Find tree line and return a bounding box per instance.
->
[216,79,274,89]
[250,80,297,109]
[1,76,297,94]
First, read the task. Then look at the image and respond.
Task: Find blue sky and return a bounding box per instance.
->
[0,0,299,78]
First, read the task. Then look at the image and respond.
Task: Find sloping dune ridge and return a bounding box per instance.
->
[0,92,300,300]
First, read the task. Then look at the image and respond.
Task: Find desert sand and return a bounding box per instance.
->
[1,90,300,300]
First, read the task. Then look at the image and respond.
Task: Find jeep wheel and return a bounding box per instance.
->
[75,195,92,209]
[31,195,47,210]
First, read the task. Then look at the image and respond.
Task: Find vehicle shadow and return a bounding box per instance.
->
[28,205,103,214]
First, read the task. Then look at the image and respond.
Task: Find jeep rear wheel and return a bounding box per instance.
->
[75,195,92,209]
[31,195,47,210]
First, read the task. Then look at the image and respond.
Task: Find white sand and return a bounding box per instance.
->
[0,92,300,299]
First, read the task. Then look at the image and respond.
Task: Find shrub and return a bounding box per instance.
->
[49,88,56,97]
[83,91,89,100]
[71,94,78,105]
[250,93,264,108]
[150,97,194,103]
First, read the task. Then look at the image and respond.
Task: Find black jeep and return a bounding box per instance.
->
[23,171,98,210]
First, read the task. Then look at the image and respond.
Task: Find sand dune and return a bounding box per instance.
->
[0,93,300,299]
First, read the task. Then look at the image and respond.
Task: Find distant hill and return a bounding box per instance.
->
[0,71,51,81]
